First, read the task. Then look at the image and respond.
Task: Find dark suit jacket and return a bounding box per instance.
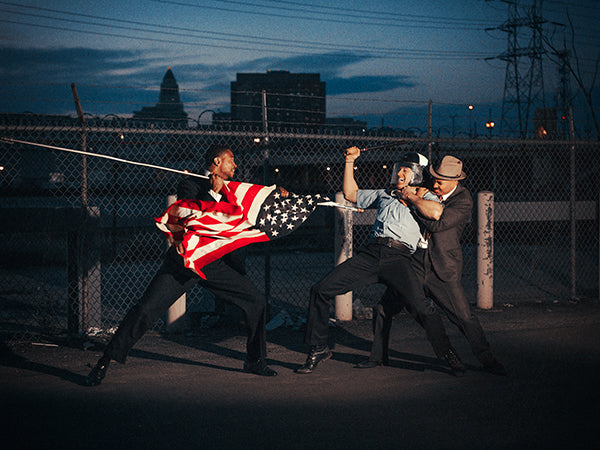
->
[176,176,247,274]
[418,184,473,282]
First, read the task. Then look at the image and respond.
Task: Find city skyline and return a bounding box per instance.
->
[1,0,598,135]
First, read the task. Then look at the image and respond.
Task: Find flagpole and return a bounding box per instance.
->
[359,141,405,152]
[317,201,363,212]
[0,137,209,180]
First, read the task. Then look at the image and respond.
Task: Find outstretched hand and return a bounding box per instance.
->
[345,146,360,162]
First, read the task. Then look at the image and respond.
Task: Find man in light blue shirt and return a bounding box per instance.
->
[356,187,440,253]
[295,146,465,376]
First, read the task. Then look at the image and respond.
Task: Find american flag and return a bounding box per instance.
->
[256,189,328,239]
[155,181,326,278]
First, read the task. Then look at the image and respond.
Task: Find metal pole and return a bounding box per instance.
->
[71,83,89,333]
[427,99,433,160]
[477,191,494,309]
[262,90,271,304]
[0,138,209,180]
[568,106,577,300]
[71,83,88,208]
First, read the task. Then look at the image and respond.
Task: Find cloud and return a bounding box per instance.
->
[223,52,372,78]
[0,47,141,82]
[0,46,416,120]
[0,46,195,115]
[327,75,416,95]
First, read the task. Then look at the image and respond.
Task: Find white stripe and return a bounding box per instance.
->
[246,185,276,225]
[186,228,266,262]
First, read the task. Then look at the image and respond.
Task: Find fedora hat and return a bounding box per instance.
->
[429,155,466,180]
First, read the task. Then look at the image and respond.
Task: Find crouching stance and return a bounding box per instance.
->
[295,147,466,376]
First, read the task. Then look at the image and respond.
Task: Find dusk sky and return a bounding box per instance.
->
[1,0,598,133]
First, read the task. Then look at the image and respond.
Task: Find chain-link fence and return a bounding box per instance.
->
[1,115,598,342]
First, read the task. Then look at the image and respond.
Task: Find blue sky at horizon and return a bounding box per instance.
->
[1,0,598,134]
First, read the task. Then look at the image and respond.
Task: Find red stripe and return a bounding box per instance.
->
[155,181,273,278]
[183,233,270,279]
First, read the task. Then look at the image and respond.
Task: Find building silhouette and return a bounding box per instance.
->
[230,70,325,130]
[133,67,188,127]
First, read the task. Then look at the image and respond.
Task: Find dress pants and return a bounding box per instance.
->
[412,248,491,359]
[372,248,491,362]
[105,247,267,363]
[305,243,452,358]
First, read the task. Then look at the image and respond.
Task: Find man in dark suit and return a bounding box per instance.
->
[295,148,466,376]
[359,155,506,376]
[85,145,279,386]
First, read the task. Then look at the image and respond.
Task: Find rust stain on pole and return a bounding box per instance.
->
[477,191,494,309]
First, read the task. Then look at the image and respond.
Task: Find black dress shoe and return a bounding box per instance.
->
[294,346,332,374]
[85,356,110,386]
[478,351,507,376]
[483,359,507,376]
[355,359,383,369]
[243,359,278,376]
[443,348,466,377]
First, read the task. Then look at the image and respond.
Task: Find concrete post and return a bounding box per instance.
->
[67,206,102,335]
[334,192,353,321]
[477,191,494,309]
[166,194,186,331]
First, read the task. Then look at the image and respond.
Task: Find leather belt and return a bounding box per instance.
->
[369,237,410,251]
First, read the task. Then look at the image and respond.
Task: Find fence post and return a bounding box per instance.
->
[334,192,353,321]
[427,99,433,160]
[568,106,577,300]
[477,191,494,309]
[67,207,102,334]
[165,194,186,331]
[262,90,272,305]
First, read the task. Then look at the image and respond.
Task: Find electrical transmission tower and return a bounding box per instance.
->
[556,37,572,139]
[492,0,547,138]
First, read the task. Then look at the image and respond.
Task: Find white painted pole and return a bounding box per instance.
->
[334,191,353,321]
[477,191,494,309]
[166,194,186,331]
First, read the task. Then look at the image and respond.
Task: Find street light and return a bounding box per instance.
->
[486,119,495,137]
[486,108,494,138]
[467,104,474,137]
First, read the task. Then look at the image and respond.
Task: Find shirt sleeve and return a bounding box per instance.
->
[356,189,382,209]
[423,190,441,202]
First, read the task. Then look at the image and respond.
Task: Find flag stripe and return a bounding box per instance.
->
[155,181,276,278]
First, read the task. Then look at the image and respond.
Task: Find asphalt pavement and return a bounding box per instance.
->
[2,299,599,449]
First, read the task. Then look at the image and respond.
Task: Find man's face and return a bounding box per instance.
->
[395,166,413,189]
[432,178,459,197]
[213,149,236,180]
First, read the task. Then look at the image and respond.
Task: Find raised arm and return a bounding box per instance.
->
[398,187,443,220]
[343,146,360,203]
[420,189,473,232]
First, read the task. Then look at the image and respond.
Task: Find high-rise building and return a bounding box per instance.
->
[230,70,325,129]
[133,68,188,127]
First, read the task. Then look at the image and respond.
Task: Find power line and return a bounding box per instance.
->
[203,0,498,24]
[148,0,497,30]
[0,15,492,60]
